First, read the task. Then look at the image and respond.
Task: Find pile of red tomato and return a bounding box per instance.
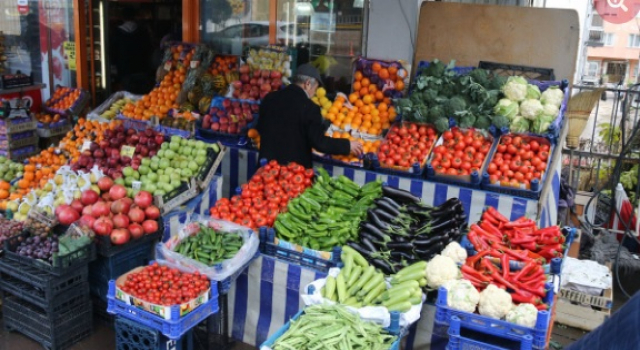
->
[430,128,493,176]
[486,135,550,188]
[209,160,314,229]
[118,263,210,306]
[377,122,437,169]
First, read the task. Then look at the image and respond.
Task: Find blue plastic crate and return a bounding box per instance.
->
[434,283,555,350]
[480,135,555,199]
[116,114,156,131]
[259,227,341,273]
[447,315,535,350]
[89,239,156,302]
[107,278,219,340]
[155,124,194,139]
[116,315,194,350]
[260,309,403,350]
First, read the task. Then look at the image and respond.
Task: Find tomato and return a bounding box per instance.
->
[531,157,542,167]
[441,157,451,169]
[529,140,540,151]
[464,146,476,155]
[443,131,454,140]
[464,136,474,145]
[454,141,466,151]
[447,168,458,175]
[472,140,483,149]
[540,144,550,152]
[512,136,522,146]
[461,161,471,171]
[500,164,510,173]
[489,174,499,183]
[452,157,462,169]
[479,143,491,154]
[536,162,547,171]
[472,158,483,168]
[507,144,518,155]
[539,151,549,161]
[487,163,498,174]
[431,160,440,168]
[514,172,524,182]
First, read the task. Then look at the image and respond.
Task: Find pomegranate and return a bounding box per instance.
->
[142,220,159,234]
[128,223,144,239]
[110,229,131,245]
[113,213,130,229]
[97,177,114,192]
[144,206,160,220]
[111,198,133,215]
[78,215,96,229]
[134,191,153,209]
[128,207,145,223]
[80,189,100,206]
[70,199,84,213]
[82,205,93,216]
[93,217,114,236]
[91,201,111,218]
[109,185,127,201]
[58,207,80,226]
[55,204,71,217]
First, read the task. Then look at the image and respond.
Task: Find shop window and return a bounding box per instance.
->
[276,0,365,94]
[629,34,640,48]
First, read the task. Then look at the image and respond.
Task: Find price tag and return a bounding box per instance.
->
[120,145,135,158]
[132,181,142,190]
[81,140,91,152]
[190,60,200,69]
[164,61,172,71]
[59,142,66,149]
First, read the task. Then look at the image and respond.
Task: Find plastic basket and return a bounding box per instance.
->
[196,97,259,142]
[0,258,89,311]
[37,120,72,138]
[116,114,157,132]
[95,218,163,257]
[0,129,37,149]
[90,239,156,302]
[195,144,226,190]
[44,89,90,117]
[3,230,96,276]
[481,135,555,199]
[107,279,219,340]
[446,315,535,350]
[154,178,199,215]
[351,56,410,99]
[115,315,194,350]
[434,283,555,350]
[0,115,38,134]
[259,308,403,350]
[259,227,341,273]
[0,144,38,161]
[3,295,93,350]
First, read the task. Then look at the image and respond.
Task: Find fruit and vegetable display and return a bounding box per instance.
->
[273,169,382,252]
[376,122,437,170]
[35,112,66,126]
[118,263,210,306]
[428,127,493,178]
[209,161,314,229]
[0,217,23,246]
[172,223,244,266]
[349,189,467,274]
[13,235,59,263]
[485,135,551,189]
[244,47,293,79]
[98,96,136,120]
[320,247,425,312]
[396,59,505,132]
[498,77,565,135]
[230,65,284,101]
[200,98,258,135]
[0,155,24,182]
[267,304,397,350]
[352,58,408,99]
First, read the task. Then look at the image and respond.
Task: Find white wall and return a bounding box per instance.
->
[365,0,419,67]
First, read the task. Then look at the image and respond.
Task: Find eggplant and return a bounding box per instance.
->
[393,235,408,243]
[385,241,414,251]
[415,242,444,260]
[368,210,402,232]
[361,237,378,253]
[413,235,442,247]
[375,198,402,215]
[359,232,384,247]
[382,186,421,205]
[373,208,397,224]
[360,222,392,243]
[416,217,460,236]
[371,258,396,274]
[346,241,373,258]
[390,251,414,262]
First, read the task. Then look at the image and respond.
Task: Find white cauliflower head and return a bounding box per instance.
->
[542,103,559,117]
[442,241,468,264]
[446,279,480,313]
[519,99,544,120]
[506,303,538,328]
[502,76,528,102]
[478,284,514,319]
[540,86,564,108]
[526,84,541,100]
[426,254,460,288]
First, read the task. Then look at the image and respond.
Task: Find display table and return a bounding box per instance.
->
[216,145,561,227]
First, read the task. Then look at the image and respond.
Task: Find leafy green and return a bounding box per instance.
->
[492,114,510,129]
[474,115,492,129]
[434,117,450,133]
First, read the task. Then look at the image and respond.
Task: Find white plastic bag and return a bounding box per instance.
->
[156,214,259,281]
[300,267,424,328]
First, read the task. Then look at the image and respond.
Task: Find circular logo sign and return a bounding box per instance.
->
[595,0,640,24]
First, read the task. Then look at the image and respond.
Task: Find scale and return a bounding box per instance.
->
[0,97,31,119]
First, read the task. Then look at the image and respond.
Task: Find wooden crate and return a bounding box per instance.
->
[555,263,613,331]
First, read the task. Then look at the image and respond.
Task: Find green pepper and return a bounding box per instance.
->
[274,221,297,239]
[334,182,359,197]
[316,167,331,183]
[299,195,322,211]
[289,205,312,221]
[360,179,382,193]
[337,175,360,191]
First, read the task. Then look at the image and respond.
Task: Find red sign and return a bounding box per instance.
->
[0,88,43,113]
[595,0,640,24]
[16,0,28,15]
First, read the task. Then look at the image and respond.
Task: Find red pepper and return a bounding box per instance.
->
[503,221,536,229]
[480,221,503,237]
[535,226,561,236]
[471,224,503,241]
[466,250,490,267]
[462,265,491,282]
[535,303,549,311]
[521,270,545,284]
[504,249,532,262]
[511,236,537,245]
[467,230,489,251]
[537,248,562,261]
[537,236,565,245]
[482,212,501,226]
[481,259,518,290]
[511,290,542,305]
[519,241,540,252]
[512,260,538,280]
[486,207,509,223]
[501,254,510,279]
[514,217,535,224]
[514,281,547,298]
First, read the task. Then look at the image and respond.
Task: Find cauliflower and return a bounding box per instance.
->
[478,284,514,319]
[519,99,544,120]
[525,84,541,100]
[493,98,519,119]
[502,76,528,102]
[510,116,530,133]
[446,280,480,313]
[542,103,559,117]
[426,254,460,288]
[506,303,538,328]
[540,86,564,108]
[442,241,467,264]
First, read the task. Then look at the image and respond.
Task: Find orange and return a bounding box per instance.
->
[360,105,371,114]
[372,62,381,72]
[361,78,370,88]
[353,81,361,92]
[348,93,359,104]
[362,95,374,105]
[359,87,369,97]
[378,102,389,112]
[354,71,363,81]
[368,85,378,94]
[388,66,398,75]
[375,91,384,101]
[378,68,389,80]
[395,80,405,91]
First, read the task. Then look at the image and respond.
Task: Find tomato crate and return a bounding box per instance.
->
[433,283,555,350]
[0,258,89,311]
[116,315,194,350]
[3,295,93,350]
[259,308,403,350]
[107,278,219,340]
[259,227,341,273]
[480,134,555,199]
[89,238,157,302]
[3,230,96,276]
[94,218,163,257]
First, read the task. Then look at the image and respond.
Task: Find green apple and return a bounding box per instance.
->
[150,161,159,171]
[145,183,157,193]
[171,135,181,144]
[196,149,207,157]
[159,159,170,169]
[195,155,206,165]
[170,178,181,187]
[179,160,189,169]
[123,166,134,177]
[125,177,134,186]
[165,150,175,160]
[163,183,174,192]
[188,161,199,171]
[139,165,150,175]
[132,171,140,180]
[154,189,166,196]
[157,149,165,158]
[159,174,170,184]
[169,141,180,151]
[180,137,188,146]
[115,177,125,186]
[141,158,151,166]
[196,140,206,149]
[181,169,193,177]
[147,172,158,182]
[161,142,169,150]
[151,156,160,163]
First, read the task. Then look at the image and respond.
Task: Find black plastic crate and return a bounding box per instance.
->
[95,219,162,257]
[89,239,155,302]
[92,296,114,329]
[115,315,194,350]
[0,258,88,310]
[3,231,96,276]
[3,295,93,350]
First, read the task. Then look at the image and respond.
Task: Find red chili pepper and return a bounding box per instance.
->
[514,281,547,298]
[535,226,561,236]
[468,230,489,251]
[535,303,549,311]
[512,260,538,280]
[537,236,565,245]
[481,259,518,290]
[537,248,563,261]
[521,271,545,284]
[480,221,503,237]
[482,213,500,226]
[471,224,503,241]
[466,250,490,267]
[514,217,535,224]
[511,236,537,245]
[504,249,532,262]
[511,290,542,305]
[462,265,491,282]
[503,221,536,229]
[486,207,509,223]
[501,254,510,279]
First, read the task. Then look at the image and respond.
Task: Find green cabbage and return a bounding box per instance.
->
[531,114,555,134]
[502,76,528,102]
[526,84,541,99]
[493,98,519,120]
[510,116,530,133]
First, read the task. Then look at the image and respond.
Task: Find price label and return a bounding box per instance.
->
[81,140,91,152]
[190,60,200,69]
[132,181,142,190]
[59,142,66,149]
[164,61,172,71]
[120,145,135,158]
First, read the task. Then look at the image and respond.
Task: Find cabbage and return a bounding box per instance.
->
[526,84,541,100]
[520,99,544,120]
[502,76,528,102]
[542,103,559,117]
[541,86,564,108]
[510,116,530,133]
[493,98,519,120]
[531,114,555,134]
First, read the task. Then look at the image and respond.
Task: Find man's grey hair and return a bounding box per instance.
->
[292,74,317,86]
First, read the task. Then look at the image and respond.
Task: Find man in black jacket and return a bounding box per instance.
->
[257,64,362,168]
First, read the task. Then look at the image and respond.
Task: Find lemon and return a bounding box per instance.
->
[316,87,327,98]
[319,96,329,105]
[311,97,320,105]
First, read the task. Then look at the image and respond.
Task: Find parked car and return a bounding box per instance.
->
[207,21,308,55]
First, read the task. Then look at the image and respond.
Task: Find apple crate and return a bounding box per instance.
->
[0,114,38,134]
[196,97,259,141]
[196,143,226,190]
[154,177,199,215]
[0,130,38,150]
